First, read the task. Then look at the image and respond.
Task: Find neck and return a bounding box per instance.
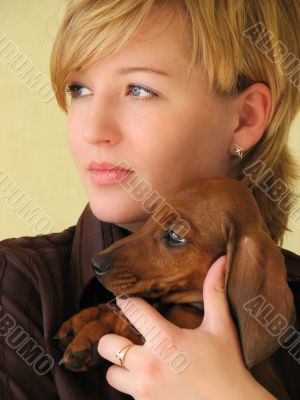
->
[115,221,146,233]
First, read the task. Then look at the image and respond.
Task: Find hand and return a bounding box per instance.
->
[98,255,276,400]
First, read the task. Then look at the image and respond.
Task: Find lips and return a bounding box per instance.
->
[89,161,132,172]
[88,162,134,186]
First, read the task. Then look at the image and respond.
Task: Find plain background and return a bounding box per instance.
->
[0,0,300,254]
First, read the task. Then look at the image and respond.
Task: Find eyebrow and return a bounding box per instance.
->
[117,67,171,77]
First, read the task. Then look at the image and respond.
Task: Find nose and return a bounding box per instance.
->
[91,254,112,275]
[82,101,121,145]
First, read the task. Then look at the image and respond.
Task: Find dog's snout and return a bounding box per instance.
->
[91,254,112,275]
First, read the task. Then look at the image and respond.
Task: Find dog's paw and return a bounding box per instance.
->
[52,306,103,352]
[53,303,145,372]
[58,319,105,372]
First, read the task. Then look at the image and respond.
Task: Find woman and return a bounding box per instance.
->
[1,0,300,399]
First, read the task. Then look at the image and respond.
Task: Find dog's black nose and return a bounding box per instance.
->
[91,254,112,275]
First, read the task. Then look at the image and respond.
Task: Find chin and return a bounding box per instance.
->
[88,195,149,225]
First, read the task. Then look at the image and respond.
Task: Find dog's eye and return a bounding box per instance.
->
[162,229,188,248]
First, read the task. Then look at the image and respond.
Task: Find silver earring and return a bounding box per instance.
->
[234,143,245,159]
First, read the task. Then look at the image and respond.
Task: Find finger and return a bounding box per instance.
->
[98,334,143,370]
[105,364,132,396]
[201,255,235,334]
[116,296,179,346]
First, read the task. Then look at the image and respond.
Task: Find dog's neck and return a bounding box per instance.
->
[160,289,203,305]
[144,290,204,313]
[185,301,204,312]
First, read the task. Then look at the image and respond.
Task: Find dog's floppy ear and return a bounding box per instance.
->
[224,228,296,369]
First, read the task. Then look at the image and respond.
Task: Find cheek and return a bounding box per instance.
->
[66,116,83,162]
[150,118,212,168]
[142,118,226,188]
[175,104,231,164]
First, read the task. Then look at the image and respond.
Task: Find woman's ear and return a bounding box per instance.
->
[228,83,272,155]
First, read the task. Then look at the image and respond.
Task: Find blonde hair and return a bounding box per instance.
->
[50,0,300,246]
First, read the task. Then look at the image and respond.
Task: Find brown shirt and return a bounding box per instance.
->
[0,203,300,399]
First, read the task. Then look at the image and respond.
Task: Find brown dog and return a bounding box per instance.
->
[54,176,295,376]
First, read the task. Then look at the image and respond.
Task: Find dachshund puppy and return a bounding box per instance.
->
[54,176,295,376]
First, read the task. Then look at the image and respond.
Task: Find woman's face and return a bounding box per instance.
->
[66,8,236,230]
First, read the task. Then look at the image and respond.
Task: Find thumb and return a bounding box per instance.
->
[116,295,179,345]
[201,255,234,334]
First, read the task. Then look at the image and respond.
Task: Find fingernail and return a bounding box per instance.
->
[116,297,125,307]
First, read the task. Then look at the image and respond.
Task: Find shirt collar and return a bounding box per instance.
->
[70,203,132,310]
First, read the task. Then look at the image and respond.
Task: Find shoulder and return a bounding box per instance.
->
[0,225,75,257]
[280,247,300,283]
[0,225,77,332]
[0,226,76,323]
[0,226,75,279]
[280,247,300,322]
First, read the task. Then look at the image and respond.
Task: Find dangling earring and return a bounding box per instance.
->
[233,143,245,159]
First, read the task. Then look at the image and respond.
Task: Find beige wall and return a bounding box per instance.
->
[1,0,300,254]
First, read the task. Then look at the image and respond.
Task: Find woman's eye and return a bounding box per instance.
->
[128,85,157,102]
[65,83,157,102]
[65,84,92,100]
